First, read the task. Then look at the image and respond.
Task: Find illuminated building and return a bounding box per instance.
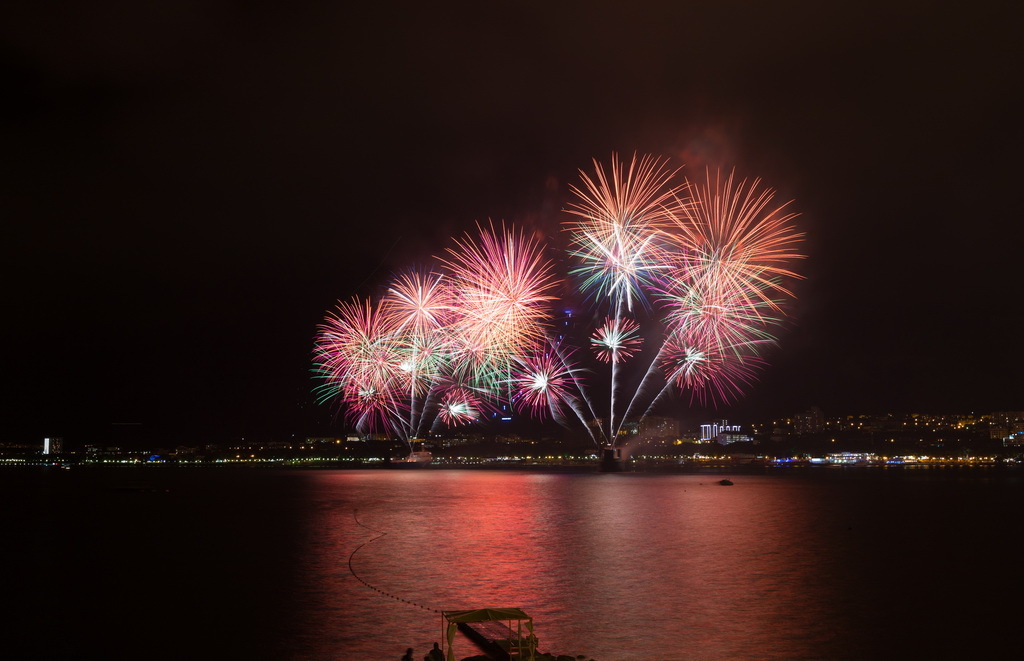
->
[43,437,62,455]
[793,407,825,435]
[701,420,741,442]
[990,411,1024,446]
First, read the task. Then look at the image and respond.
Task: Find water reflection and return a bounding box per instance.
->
[295,472,868,660]
[9,467,1019,660]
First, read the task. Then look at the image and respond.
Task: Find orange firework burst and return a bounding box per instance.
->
[666,169,805,315]
[564,153,687,312]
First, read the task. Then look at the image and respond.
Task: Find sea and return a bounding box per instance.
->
[3,465,1022,660]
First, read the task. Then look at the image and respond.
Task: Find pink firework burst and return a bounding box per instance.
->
[313,296,407,433]
[440,220,560,385]
[381,270,457,399]
[657,254,782,359]
[660,332,764,406]
[385,269,455,336]
[590,316,643,363]
[437,387,481,426]
[512,347,577,420]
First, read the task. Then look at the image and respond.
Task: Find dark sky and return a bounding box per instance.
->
[2,1,1021,446]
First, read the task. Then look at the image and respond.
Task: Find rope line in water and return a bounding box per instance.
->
[348,509,443,614]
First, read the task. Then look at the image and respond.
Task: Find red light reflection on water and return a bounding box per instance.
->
[292,471,866,660]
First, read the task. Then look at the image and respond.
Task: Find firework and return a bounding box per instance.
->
[313,296,407,434]
[666,169,805,314]
[563,153,686,312]
[560,155,804,446]
[384,269,455,410]
[385,269,454,336]
[313,155,804,452]
[659,327,766,406]
[437,387,481,427]
[313,222,560,442]
[590,317,643,363]
[659,258,782,361]
[441,221,559,388]
[511,345,578,421]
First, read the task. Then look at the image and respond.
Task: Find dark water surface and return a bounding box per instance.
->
[3,466,1022,660]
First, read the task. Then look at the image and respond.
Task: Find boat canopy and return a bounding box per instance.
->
[442,608,535,661]
[443,608,531,624]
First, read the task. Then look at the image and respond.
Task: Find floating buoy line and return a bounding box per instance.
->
[348,509,443,614]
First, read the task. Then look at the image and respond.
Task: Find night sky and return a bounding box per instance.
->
[2,2,1021,446]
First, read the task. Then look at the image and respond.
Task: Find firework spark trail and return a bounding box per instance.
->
[526,340,607,445]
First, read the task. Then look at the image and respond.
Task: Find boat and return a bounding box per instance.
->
[442,608,537,661]
[386,440,433,468]
[438,607,591,660]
